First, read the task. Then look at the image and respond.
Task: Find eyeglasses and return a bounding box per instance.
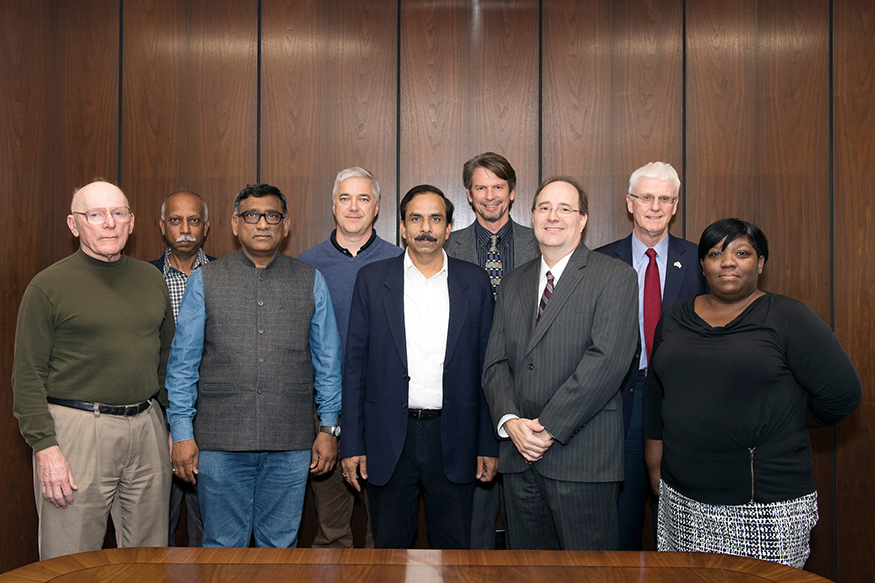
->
[72,207,133,224]
[534,204,581,217]
[236,210,286,224]
[629,194,677,205]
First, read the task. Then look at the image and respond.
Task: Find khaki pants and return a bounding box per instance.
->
[310,408,373,548]
[35,401,171,560]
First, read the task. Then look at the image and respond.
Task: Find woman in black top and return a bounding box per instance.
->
[642,218,861,568]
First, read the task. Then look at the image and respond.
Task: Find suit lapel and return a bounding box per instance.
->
[444,261,468,366]
[615,234,634,266]
[663,235,690,309]
[525,244,588,355]
[382,256,408,369]
[509,259,540,342]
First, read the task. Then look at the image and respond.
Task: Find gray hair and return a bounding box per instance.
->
[332,167,381,203]
[628,162,680,196]
[160,189,209,222]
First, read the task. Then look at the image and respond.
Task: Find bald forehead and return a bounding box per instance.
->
[166,192,204,214]
[71,182,129,211]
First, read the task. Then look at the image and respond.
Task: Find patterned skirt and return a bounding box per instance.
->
[657,480,818,569]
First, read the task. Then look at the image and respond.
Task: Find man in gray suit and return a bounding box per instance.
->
[483,177,638,551]
[445,152,538,549]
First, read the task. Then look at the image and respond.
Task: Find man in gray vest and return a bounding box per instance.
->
[444,152,538,549]
[166,183,342,548]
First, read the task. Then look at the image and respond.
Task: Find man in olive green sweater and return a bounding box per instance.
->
[12,180,175,560]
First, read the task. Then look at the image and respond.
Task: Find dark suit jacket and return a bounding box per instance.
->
[594,233,707,431]
[444,218,539,269]
[482,243,638,482]
[340,254,499,487]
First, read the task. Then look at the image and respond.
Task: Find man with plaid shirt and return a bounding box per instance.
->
[150,188,215,546]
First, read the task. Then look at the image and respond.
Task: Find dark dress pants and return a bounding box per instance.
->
[367,416,474,549]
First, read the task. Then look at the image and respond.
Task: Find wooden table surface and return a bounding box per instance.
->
[0,548,833,583]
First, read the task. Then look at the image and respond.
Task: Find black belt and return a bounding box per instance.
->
[408,408,441,420]
[638,369,648,377]
[47,397,151,417]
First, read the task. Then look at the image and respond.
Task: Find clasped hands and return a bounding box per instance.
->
[504,417,553,463]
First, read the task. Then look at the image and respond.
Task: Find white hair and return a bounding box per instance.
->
[332,167,380,203]
[628,162,680,196]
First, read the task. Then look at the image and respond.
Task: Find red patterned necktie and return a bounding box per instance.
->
[537,271,554,323]
[644,248,662,363]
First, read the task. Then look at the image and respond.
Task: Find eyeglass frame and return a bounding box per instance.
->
[71,207,133,225]
[628,193,678,205]
[533,204,582,217]
[234,210,287,225]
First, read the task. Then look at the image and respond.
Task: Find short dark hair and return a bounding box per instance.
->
[531,176,588,216]
[400,185,454,225]
[234,183,287,215]
[698,218,769,263]
[462,152,517,194]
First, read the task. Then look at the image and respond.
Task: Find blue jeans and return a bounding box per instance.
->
[198,450,310,548]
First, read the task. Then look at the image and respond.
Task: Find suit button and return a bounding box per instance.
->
[527,363,534,370]
[401,403,407,409]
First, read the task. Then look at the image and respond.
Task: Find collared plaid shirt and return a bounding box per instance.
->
[161,247,211,323]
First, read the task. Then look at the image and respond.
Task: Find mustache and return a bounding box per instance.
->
[414,233,438,242]
[175,235,197,243]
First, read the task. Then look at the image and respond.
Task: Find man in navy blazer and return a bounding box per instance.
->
[595,162,707,551]
[340,185,498,549]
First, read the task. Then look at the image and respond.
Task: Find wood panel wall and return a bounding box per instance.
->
[834,0,875,581]
[1,1,872,580]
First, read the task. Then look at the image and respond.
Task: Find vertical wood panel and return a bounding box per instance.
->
[686,1,832,577]
[261,0,398,256]
[399,0,539,231]
[542,0,683,249]
[0,0,53,572]
[834,0,875,580]
[50,0,121,262]
[122,0,257,262]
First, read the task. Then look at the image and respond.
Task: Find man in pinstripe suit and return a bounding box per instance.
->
[482,177,638,550]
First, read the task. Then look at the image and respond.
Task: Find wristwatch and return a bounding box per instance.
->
[319,425,341,438]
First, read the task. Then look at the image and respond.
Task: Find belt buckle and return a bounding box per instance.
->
[410,409,422,420]
[124,404,139,416]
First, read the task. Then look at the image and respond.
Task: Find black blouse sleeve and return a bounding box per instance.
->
[782,300,862,425]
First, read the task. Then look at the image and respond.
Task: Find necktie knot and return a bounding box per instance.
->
[646,248,657,261]
[488,234,500,253]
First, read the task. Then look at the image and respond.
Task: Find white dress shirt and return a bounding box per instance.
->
[403,249,450,410]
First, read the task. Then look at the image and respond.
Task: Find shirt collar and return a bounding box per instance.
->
[404,248,448,280]
[330,228,377,257]
[163,247,210,277]
[473,219,513,248]
[539,248,574,285]
[631,232,669,262]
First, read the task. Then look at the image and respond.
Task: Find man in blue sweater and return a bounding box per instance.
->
[298,167,402,547]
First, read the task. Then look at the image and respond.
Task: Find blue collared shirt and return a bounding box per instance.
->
[166,267,342,443]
